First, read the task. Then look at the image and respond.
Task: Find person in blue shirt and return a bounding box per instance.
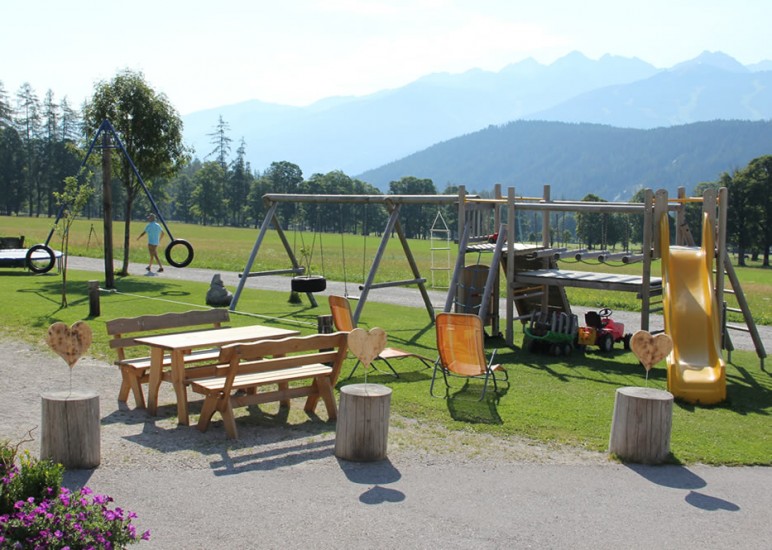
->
[137,213,165,272]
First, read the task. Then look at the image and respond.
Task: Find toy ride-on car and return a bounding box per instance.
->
[523,310,579,356]
[576,308,632,353]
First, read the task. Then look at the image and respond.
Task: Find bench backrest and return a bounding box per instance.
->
[0,236,24,249]
[106,309,230,360]
[217,332,349,392]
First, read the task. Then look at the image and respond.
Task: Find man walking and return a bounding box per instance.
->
[137,213,165,272]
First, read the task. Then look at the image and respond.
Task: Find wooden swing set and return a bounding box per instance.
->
[229,193,459,324]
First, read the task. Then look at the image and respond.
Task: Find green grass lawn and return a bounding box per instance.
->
[3,214,771,324]
[1,266,769,465]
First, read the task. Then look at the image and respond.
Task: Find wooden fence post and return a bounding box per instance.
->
[88,280,100,317]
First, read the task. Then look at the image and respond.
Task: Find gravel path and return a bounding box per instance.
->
[1,257,769,548]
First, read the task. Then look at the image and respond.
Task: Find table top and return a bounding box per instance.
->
[135,324,301,351]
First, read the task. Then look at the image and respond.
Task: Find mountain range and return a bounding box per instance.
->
[181,51,772,195]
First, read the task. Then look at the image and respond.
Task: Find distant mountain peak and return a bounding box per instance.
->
[674,51,748,73]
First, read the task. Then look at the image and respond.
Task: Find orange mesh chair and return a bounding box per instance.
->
[328,295,434,379]
[432,312,508,400]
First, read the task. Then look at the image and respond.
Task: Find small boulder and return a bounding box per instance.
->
[206,273,233,307]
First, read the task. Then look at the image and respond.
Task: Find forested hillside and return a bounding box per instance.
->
[358,120,772,199]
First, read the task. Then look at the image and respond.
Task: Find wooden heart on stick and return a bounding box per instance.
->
[347,327,387,369]
[630,330,673,372]
[46,321,92,369]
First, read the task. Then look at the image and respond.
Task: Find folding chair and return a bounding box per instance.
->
[431,312,508,400]
[328,295,434,379]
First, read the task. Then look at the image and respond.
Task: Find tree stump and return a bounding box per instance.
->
[40,390,101,469]
[335,383,392,462]
[608,386,673,464]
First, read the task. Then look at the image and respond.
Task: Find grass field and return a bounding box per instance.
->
[2,215,771,324]
[1,247,770,465]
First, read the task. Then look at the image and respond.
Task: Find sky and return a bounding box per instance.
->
[3,0,771,115]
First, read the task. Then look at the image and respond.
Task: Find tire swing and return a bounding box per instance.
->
[125,139,194,269]
[291,210,326,294]
[164,238,194,268]
[25,244,57,274]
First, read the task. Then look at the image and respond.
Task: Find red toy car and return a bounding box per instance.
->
[576,308,632,353]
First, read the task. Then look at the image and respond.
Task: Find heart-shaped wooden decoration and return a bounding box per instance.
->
[347,327,387,368]
[46,321,93,369]
[630,330,673,372]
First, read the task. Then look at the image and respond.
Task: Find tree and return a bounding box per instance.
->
[227,138,251,226]
[207,116,232,169]
[14,83,41,217]
[741,155,772,266]
[725,170,754,266]
[388,176,437,239]
[53,173,94,307]
[191,161,226,225]
[575,194,605,249]
[83,70,188,275]
[0,80,12,128]
[0,126,25,214]
[686,180,723,246]
[264,161,303,225]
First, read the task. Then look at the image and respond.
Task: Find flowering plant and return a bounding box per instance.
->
[1,439,149,548]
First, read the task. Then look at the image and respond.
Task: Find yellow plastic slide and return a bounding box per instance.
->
[659,212,726,404]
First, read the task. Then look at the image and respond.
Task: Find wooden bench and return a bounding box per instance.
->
[190,332,348,439]
[0,236,24,249]
[106,309,230,409]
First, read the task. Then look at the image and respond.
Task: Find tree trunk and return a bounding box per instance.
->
[608,387,673,464]
[40,390,101,469]
[335,383,392,462]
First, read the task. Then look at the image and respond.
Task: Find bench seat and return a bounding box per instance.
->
[117,348,221,371]
[106,309,230,409]
[192,363,333,393]
[191,332,348,439]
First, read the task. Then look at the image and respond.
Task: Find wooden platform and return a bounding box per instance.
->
[514,269,662,294]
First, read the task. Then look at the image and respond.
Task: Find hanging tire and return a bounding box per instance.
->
[291,275,327,293]
[165,239,194,268]
[26,244,56,274]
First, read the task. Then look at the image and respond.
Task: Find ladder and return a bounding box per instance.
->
[430,211,451,289]
[721,256,767,368]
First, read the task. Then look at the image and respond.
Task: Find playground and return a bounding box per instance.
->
[0,262,770,547]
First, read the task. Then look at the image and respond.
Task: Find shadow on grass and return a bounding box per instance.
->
[666,361,771,416]
[446,381,506,425]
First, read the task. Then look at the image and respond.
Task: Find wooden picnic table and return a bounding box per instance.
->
[136,324,300,425]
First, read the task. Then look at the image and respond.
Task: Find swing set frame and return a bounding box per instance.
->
[230,193,460,324]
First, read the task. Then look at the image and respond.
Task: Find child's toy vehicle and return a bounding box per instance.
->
[576,308,632,353]
[523,310,578,356]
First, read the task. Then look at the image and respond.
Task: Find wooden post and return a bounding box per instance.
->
[88,280,100,317]
[40,390,101,469]
[317,314,333,334]
[608,386,673,464]
[101,130,115,289]
[335,383,392,462]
